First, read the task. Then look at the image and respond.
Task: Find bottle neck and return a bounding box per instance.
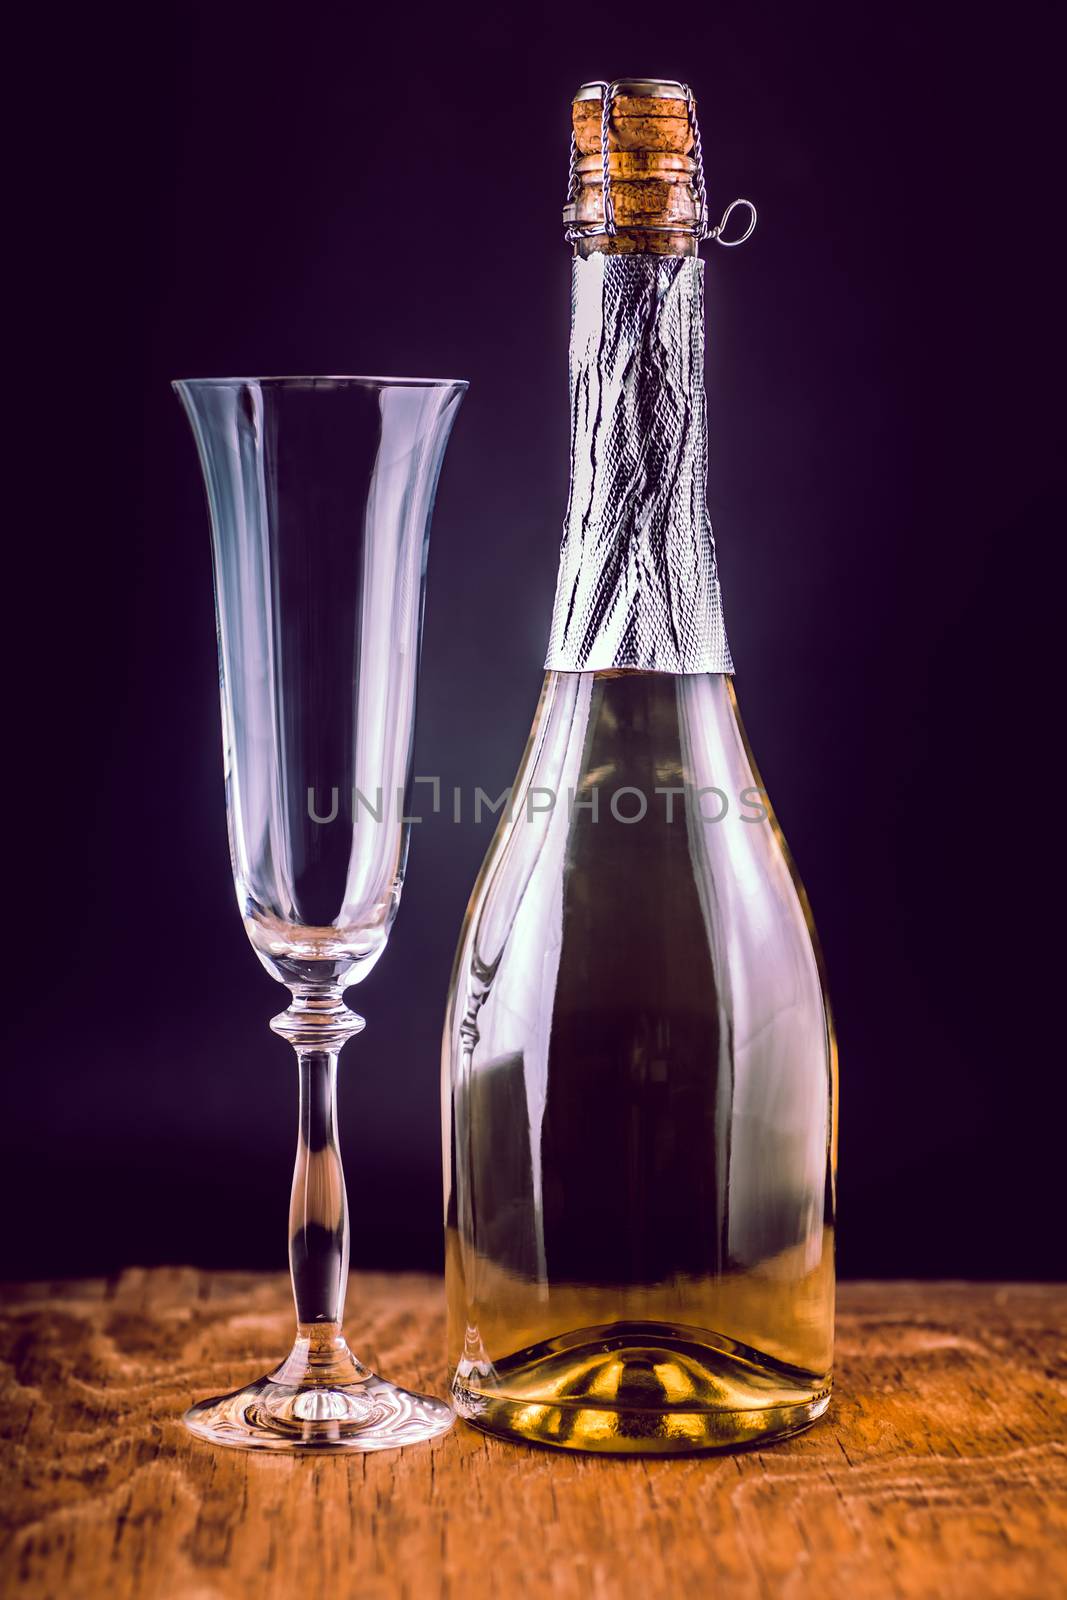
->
[544,251,733,676]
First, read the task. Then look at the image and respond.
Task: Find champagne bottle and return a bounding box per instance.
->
[443,79,836,1454]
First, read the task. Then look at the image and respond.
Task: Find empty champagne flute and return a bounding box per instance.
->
[174,374,466,1450]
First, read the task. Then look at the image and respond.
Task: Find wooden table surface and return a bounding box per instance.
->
[1,1272,1064,1600]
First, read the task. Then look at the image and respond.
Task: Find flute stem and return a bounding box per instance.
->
[271,988,366,1360]
[181,984,453,1448]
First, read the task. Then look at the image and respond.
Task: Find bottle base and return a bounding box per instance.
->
[451,1320,831,1455]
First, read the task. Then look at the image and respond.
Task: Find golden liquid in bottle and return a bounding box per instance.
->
[443,671,836,1453]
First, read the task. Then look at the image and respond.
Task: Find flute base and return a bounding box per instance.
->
[183,1327,453,1452]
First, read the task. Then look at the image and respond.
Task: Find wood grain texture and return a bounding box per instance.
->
[1,1273,1064,1600]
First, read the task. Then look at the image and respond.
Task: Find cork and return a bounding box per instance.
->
[564,82,701,257]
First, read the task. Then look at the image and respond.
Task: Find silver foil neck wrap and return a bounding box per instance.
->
[545,253,733,675]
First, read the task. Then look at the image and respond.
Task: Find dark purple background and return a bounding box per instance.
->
[5,1,1060,1279]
